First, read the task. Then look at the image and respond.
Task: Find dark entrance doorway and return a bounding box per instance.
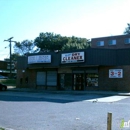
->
[73,74,84,90]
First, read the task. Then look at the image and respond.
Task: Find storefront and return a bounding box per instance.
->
[16,48,130,91]
[58,67,98,90]
[36,71,57,88]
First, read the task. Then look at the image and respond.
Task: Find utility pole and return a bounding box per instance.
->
[4,37,16,78]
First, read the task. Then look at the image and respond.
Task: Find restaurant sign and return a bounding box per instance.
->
[28,55,51,64]
[61,52,84,64]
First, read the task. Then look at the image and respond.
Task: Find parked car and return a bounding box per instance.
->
[0,83,7,91]
[0,75,8,79]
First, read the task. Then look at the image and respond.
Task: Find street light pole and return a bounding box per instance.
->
[4,37,16,78]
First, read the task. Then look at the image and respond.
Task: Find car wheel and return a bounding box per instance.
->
[2,86,7,91]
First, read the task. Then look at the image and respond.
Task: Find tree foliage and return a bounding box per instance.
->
[34,32,90,52]
[14,40,38,55]
[34,32,68,52]
[124,23,130,34]
[13,32,90,57]
[11,53,20,61]
[61,36,90,51]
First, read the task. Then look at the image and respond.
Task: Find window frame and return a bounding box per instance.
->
[124,38,130,44]
[97,41,104,46]
[108,40,116,45]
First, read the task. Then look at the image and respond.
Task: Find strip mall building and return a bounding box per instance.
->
[17,35,130,91]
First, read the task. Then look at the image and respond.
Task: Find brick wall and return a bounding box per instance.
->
[16,69,36,88]
[98,66,130,91]
[16,70,23,88]
[0,61,8,70]
[91,35,130,49]
[26,69,36,88]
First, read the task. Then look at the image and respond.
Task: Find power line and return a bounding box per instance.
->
[5,53,10,59]
[0,54,9,55]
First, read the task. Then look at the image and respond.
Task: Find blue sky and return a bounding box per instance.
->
[0,0,130,60]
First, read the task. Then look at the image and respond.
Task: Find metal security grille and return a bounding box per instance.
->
[47,71,57,86]
[36,72,46,85]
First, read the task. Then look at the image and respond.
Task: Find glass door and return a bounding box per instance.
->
[73,74,84,90]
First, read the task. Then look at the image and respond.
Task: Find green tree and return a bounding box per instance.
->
[124,23,130,34]
[14,40,38,55]
[35,32,90,51]
[62,36,90,51]
[11,53,20,61]
[34,32,67,52]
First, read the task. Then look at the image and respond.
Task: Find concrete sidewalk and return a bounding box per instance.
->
[7,86,130,96]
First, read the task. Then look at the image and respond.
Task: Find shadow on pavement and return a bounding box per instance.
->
[0,89,113,103]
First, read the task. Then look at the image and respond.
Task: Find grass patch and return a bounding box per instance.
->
[0,79,16,86]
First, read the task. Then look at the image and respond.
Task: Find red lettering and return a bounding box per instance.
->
[72,52,82,57]
[118,72,121,76]
[111,72,114,76]
[72,53,75,56]
[63,53,83,62]
[72,53,78,56]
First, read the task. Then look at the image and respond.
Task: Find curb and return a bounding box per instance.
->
[7,87,130,96]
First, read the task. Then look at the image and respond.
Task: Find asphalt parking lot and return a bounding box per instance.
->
[0,90,130,130]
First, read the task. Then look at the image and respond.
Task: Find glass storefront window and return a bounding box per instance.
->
[59,72,98,91]
[86,73,98,87]
[59,74,72,90]
[60,74,65,89]
[73,74,84,90]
